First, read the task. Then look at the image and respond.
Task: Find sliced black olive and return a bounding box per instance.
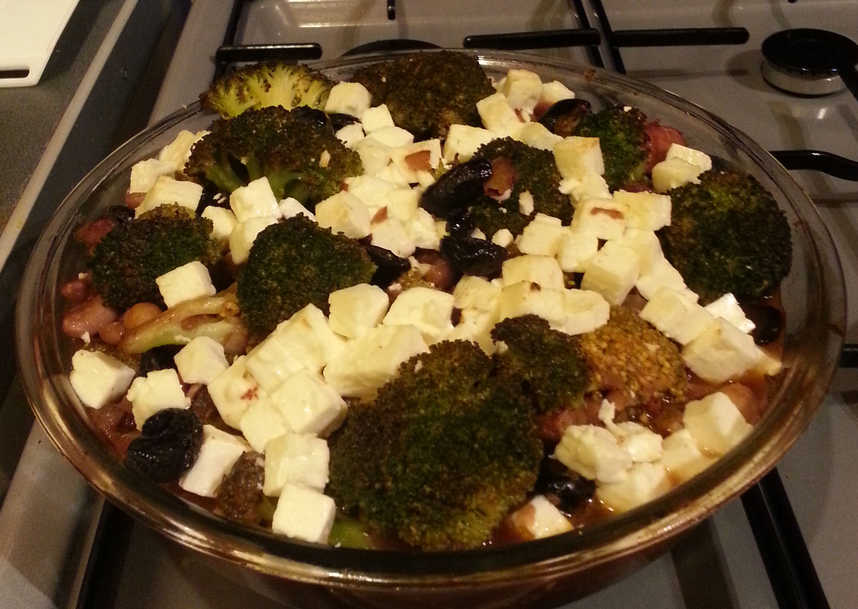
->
[420,159,493,218]
[535,458,596,512]
[125,409,203,483]
[290,106,331,129]
[440,235,507,278]
[445,208,474,239]
[743,303,784,345]
[139,345,182,375]
[328,112,361,131]
[366,244,411,287]
[539,99,591,137]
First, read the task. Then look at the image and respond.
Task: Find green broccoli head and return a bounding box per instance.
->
[89,205,220,311]
[469,137,572,236]
[659,169,792,303]
[329,340,542,550]
[185,106,363,204]
[575,106,648,190]
[201,62,333,119]
[237,216,376,337]
[352,51,495,139]
[491,315,589,414]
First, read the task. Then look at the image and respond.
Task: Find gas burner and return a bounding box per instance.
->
[761,28,858,98]
[342,39,440,57]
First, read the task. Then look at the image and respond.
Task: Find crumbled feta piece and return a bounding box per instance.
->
[453,276,502,312]
[127,368,190,429]
[408,208,441,250]
[554,425,632,483]
[315,191,371,239]
[335,123,365,148]
[613,422,664,463]
[366,126,414,148]
[442,124,496,163]
[385,188,419,222]
[558,289,610,335]
[539,80,575,106]
[682,319,763,383]
[491,228,514,247]
[570,197,627,240]
[136,176,203,217]
[666,143,712,171]
[518,190,535,215]
[159,129,205,170]
[323,325,428,398]
[179,425,248,497]
[344,175,398,216]
[263,433,330,496]
[174,336,228,384]
[554,136,604,178]
[596,462,671,513]
[444,308,497,354]
[559,173,611,203]
[516,215,566,256]
[272,484,336,544]
[328,283,390,339]
[502,254,564,290]
[383,287,455,341]
[390,139,442,183]
[228,216,279,264]
[268,370,347,436]
[640,287,715,345]
[69,350,135,409]
[652,158,703,193]
[360,104,395,133]
[619,229,663,275]
[662,429,716,483]
[510,494,573,539]
[279,197,316,221]
[613,190,671,231]
[497,69,542,116]
[371,217,416,258]
[635,256,692,301]
[239,400,288,453]
[556,229,599,273]
[581,241,640,305]
[354,138,392,174]
[476,92,521,135]
[496,281,566,327]
[201,206,237,242]
[129,158,175,193]
[324,82,372,117]
[155,261,216,309]
[208,355,268,429]
[683,392,753,455]
[229,177,281,222]
[513,122,561,151]
[704,293,756,333]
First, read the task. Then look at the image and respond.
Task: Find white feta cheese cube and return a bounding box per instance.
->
[682,319,763,383]
[492,228,514,247]
[570,198,627,240]
[662,429,716,483]
[360,104,394,133]
[136,176,202,217]
[510,494,572,540]
[408,208,441,250]
[229,178,281,222]
[639,287,715,345]
[127,368,189,429]
[366,126,414,148]
[315,191,371,239]
[229,216,279,264]
[208,355,268,429]
[159,129,203,170]
[268,371,347,436]
[554,425,632,484]
[155,261,215,309]
[476,92,521,135]
[533,213,562,225]
[129,158,175,193]
[518,190,535,215]
[286,304,346,364]
[559,173,611,203]
[558,289,610,335]
[354,138,392,174]
[613,190,671,231]
[704,293,755,333]
[371,217,416,258]
[323,325,428,398]
[383,287,455,341]
[329,283,390,339]
[174,336,228,384]
[683,392,753,455]
[554,137,604,179]
[497,69,542,116]
[581,241,640,305]
[244,332,308,393]
[344,175,398,216]
[335,123,365,148]
[453,276,502,312]
[385,188,420,222]
[618,229,663,275]
[516,216,566,256]
[497,281,567,327]
[538,81,575,107]
[635,256,691,300]
[263,433,330,495]
[324,82,371,117]
[272,484,336,544]
[179,425,249,497]
[443,124,496,163]
[373,160,412,187]
[596,462,671,513]
[279,197,315,221]
[69,350,135,409]
[391,139,442,183]
[652,158,703,193]
[445,308,497,354]
[513,122,561,151]
[239,400,288,453]
[556,229,599,273]
[201,206,237,242]
[666,143,712,171]
[502,255,564,290]
[612,422,663,462]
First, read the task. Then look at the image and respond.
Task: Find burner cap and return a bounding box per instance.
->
[762,29,857,77]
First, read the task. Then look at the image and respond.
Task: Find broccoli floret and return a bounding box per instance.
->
[492,315,589,414]
[578,306,686,404]
[120,287,247,355]
[185,106,363,204]
[201,62,333,119]
[89,205,220,311]
[575,106,648,190]
[468,137,572,236]
[659,169,792,303]
[352,51,495,139]
[329,341,542,550]
[237,216,376,337]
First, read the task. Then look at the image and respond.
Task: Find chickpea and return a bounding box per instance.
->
[122,302,162,329]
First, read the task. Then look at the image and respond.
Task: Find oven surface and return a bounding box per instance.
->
[1,1,856,608]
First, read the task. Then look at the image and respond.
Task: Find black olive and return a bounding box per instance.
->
[539,99,591,137]
[743,303,784,345]
[445,208,474,239]
[328,112,360,131]
[440,235,507,278]
[139,345,182,375]
[420,159,493,218]
[105,205,134,224]
[535,458,595,512]
[290,106,331,129]
[125,409,203,483]
[366,244,411,287]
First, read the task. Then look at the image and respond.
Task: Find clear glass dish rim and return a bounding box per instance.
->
[14,50,846,589]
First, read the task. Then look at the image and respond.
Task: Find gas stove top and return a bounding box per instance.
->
[1,1,856,608]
